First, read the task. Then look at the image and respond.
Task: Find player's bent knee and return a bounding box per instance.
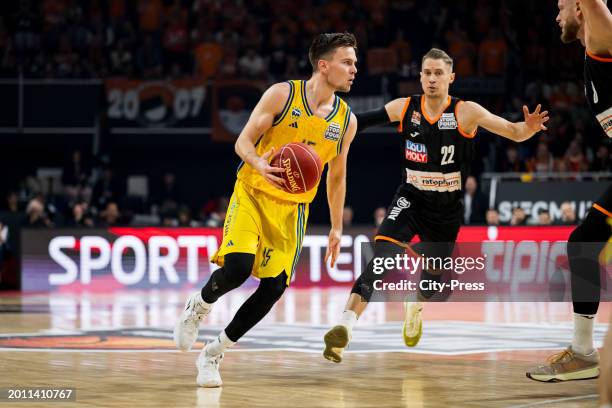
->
[351,274,374,302]
[259,272,288,302]
[223,253,255,287]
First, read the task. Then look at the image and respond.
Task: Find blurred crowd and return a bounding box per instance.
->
[0,0,610,239]
[2,0,610,166]
[1,150,229,230]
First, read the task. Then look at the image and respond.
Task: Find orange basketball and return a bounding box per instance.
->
[270,142,322,194]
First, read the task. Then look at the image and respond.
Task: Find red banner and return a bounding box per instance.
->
[20,226,580,292]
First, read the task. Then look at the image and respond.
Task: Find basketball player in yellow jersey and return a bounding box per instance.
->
[173,32,358,387]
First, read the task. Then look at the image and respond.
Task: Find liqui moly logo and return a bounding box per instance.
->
[405,140,428,163]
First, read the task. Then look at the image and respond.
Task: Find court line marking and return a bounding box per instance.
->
[0,346,603,355]
[505,394,598,408]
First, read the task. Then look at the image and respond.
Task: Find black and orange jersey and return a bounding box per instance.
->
[584,51,612,138]
[395,95,476,215]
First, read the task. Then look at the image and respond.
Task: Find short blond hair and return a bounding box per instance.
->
[421,48,453,70]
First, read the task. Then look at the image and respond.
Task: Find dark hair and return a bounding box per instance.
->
[308,32,357,71]
[421,48,454,70]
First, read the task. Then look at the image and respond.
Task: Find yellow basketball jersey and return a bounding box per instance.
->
[236,79,352,203]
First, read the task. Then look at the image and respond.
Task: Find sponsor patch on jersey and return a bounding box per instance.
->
[291,107,302,119]
[596,106,612,138]
[411,111,422,125]
[438,113,458,130]
[406,169,461,192]
[405,140,428,163]
[387,197,411,221]
[324,122,341,141]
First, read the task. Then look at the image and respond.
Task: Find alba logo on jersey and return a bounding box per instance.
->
[405,140,428,163]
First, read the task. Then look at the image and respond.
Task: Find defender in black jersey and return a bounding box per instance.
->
[322,48,549,364]
[527,0,612,389]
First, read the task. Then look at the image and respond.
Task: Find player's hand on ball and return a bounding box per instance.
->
[255,148,285,190]
[523,104,549,133]
[324,228,342,268]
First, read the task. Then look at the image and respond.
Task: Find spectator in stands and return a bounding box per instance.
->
[62,150,90,202]
[564,139,588,172]
[445,21,475,77]
[267,31,289,79]
[162,8,189,73]
[537,209,552,225]
[373,207,386,227]
[23,197,52,227]
[486,208,501,226]
[342,206,354,228]
[478,28,507,77]
[109,39,133,75]
[92,168,121,212]
[557,201,577,225]
[138,0,163,36]
[178,205,198,227]
[510,207,527,226]
[463,176,487,225]
[136,35,162,78]
[98,201,121,227]
[193,32,223,79]
[238,48,266,79]
[2,192,19,214]
[528,142,554,173]
[217,47,238,78]
[204,196,228,228]
[54,34,78,77]
[154,172,180,211]
[498,145,527,173]
[590,144,610,172]
[160,210,177,227]
[14,0,37,59]
[68,201,95,227]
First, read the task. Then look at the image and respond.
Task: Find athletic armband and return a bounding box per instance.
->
[355,107,391,133]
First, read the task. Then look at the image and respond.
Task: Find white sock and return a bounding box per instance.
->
[339,310,358,332]
[195,292,213,308]
[206,330,235,356]
[571,313,595,355]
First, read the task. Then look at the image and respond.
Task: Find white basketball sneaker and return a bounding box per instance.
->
[197,344,223,387]
[174,292,212,351]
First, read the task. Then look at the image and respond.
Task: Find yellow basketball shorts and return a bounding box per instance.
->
[210,180,309,285]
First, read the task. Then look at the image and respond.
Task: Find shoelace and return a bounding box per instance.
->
[206,353,223,368]
[183,302,205,325]
[546,349,573,364]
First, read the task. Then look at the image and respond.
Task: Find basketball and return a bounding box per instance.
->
[270,142,322,194]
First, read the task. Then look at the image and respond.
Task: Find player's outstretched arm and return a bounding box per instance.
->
[456,101,549,142]
[324,113,357,268]
[354,97,409,132]
[578,0,612,53]
[234,83,288,188]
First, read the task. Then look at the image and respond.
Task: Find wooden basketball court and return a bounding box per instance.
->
[1,289,609,407]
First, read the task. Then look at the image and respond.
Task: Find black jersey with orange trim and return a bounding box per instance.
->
[584,51,612,138]
[396,94,476,213]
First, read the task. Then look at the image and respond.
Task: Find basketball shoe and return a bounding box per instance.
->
[197,344,223,387]
[403,301,423,347]
[174,292,212,351]
[323,325,351,363]
[526,346,600,382]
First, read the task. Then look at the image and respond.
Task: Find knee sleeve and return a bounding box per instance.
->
[201,252,254,303]
[257,272,288,303]
[351,241,405,302]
